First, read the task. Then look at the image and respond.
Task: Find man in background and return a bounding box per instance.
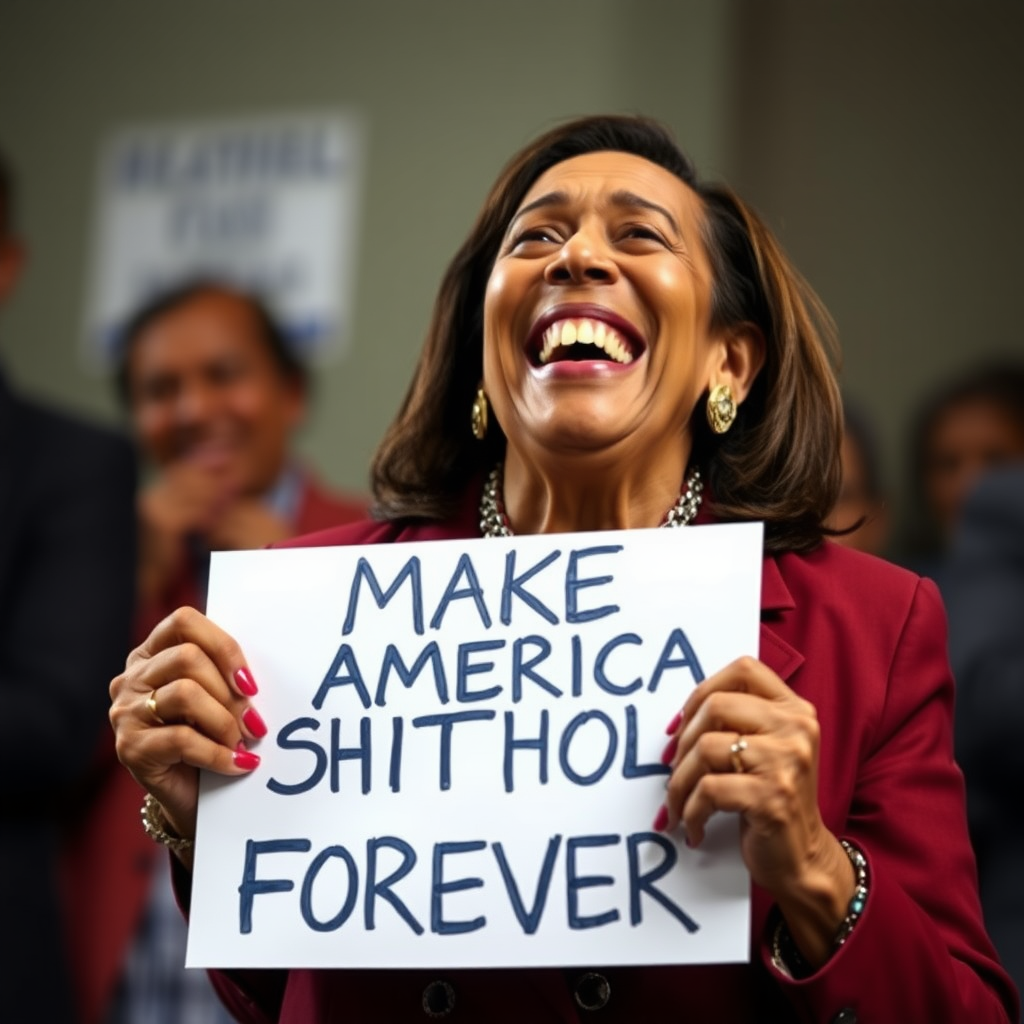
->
[0,145,137,1021]
[65,278,368,1024]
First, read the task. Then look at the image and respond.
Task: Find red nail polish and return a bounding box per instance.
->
[660,737,677,766]
[653,805,668,832]
[242,706,268,738]
[665,711,682,735]
[233,745,261,771]
[234,666,258,696]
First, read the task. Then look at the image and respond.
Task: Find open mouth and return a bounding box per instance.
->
[530,315,643,368]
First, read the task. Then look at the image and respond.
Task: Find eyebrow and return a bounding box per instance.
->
[509,188,682,235]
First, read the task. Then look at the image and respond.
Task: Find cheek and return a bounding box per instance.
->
[483,268,514,345]
[134,405,174,456]
[482,266,525,388]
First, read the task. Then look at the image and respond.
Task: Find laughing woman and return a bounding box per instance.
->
[109,115,1018,1023]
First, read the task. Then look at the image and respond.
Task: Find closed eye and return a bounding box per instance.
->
[619,224,668,245]
[512,226,561,246]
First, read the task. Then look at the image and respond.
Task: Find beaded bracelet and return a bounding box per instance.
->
[834,839,868,946]
[770,839,870,978]
[140,792,194,853]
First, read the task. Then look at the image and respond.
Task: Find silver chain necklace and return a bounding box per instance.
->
[479,463,703,538]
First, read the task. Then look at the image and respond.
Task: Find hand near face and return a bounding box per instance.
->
[108,607,266,863]
[137,462,289,604]
[660,656,854,966]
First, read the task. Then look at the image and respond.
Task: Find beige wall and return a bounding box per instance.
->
[1,1,1021,548]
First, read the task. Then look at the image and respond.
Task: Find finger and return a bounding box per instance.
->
[139,677,259,745]
[132,606,258,700]
[664,732,758,826]
[678,772,761,846]
[681,656,790,723]
[118,716,261,781]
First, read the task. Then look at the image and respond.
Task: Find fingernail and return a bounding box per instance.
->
[684,834,694,849]
[242,706,268,738]
[233,743,261,771]
[660,737,677,765]
[653,805,668,832]
[234,667,258,696]
[665,711,682,735]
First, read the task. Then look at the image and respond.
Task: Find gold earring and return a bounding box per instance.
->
[706,384,737,434]
[471,386,489,441]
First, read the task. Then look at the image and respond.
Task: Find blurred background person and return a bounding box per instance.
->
[63,279,368,1024]
[824,397,890,557]
[117,278,368,629]
[944,464,1024,1000]
[0,145,137,1021]
[901,360,1024,582]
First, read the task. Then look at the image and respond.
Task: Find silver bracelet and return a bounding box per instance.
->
[140,792,194,853]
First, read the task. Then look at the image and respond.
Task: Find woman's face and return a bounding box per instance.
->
[483,151,723,470]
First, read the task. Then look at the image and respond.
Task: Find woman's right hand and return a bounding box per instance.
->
[109,606,267,856]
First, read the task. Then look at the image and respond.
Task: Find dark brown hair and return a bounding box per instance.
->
[371,114,842,553]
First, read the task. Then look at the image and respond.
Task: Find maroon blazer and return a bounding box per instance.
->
[60,471,368,1024]
[194,496,1017,1023]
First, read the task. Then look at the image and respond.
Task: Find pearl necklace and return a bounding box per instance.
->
[479,463,703,538]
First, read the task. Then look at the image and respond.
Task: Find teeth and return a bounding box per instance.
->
[537,318,635,365]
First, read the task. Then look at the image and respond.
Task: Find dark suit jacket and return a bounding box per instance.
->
[0,369,137,1022]
[946,465,1024,1009]
[180,488,1017,1024]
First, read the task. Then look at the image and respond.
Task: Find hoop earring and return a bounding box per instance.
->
[471,386,489,441]
[706,384,737,434]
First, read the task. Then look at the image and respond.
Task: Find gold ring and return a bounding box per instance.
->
[145,690,166,726]
[729,736,748,773]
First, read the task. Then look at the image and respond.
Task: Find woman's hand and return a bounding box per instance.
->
[109,606,267,860]
[659,656,854,967]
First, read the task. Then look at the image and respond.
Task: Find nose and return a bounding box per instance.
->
[173,379,219,427]
[543,226,618,286]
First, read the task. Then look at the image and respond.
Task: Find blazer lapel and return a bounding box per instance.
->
[759,556,804,683]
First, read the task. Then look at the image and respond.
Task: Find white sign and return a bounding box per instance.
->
[82,110,364,369]
[187,523,763,970]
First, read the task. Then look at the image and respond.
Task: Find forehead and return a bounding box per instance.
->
[518,150,703,224]
[134,293,267,363]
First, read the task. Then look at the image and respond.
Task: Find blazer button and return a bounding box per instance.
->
[573,972,611,1011]
[422,979,456,1018]
[830,1010,858,1024]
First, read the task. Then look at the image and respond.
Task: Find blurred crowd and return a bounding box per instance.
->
[2,136,1022,1020]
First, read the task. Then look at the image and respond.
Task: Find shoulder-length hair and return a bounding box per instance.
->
[371,114,842,553]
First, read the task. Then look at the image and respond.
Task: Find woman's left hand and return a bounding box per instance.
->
[660,655,853,962]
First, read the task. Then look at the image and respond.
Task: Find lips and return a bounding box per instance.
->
[527,306,645,368]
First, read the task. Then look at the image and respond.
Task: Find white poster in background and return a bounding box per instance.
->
[186,522,763,970]
[81,111,364,370]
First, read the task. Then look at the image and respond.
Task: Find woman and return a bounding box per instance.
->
[110,115,1018,1023]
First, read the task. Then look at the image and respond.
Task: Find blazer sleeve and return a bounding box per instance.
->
[764,577,1019,1023]
[0,420,137,799]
